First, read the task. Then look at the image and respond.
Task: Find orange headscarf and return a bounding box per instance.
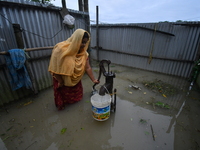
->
[48,29,90,86]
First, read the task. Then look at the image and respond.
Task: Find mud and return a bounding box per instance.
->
[0,63,200,150]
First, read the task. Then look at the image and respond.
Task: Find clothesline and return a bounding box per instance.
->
[0,46,54,55]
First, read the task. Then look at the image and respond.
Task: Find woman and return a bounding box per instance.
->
[48,29,99,110]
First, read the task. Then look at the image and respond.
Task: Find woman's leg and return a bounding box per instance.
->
[61,81,83,104]
[53,78,65,110]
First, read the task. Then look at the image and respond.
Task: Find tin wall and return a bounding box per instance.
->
[0,0,89,105]
[90,23,200,78]
[1,0,200,105]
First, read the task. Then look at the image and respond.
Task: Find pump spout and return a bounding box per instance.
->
[92,59,115,96]
[99,74,115,95]
[99,84,112,96]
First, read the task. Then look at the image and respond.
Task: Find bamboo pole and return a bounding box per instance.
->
[0,46,53,94]
[0,46,54,55]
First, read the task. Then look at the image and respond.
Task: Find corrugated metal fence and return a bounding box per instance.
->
[90,23,200,78]
[0,0,89,105]
[1,0,200,106]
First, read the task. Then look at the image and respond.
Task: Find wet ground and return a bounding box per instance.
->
[0,63,200,150]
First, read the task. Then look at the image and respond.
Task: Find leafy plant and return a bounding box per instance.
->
[60,128,67,134]
[143,79,177,96]
[140,119,147,124]
[189,59,200,82]
[154,101,170,109]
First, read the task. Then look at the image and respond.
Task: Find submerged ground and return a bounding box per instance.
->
[0,63,200,150]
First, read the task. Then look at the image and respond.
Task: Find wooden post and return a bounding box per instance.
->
[82,0,91,62]
[96,6,99,61]
[12,24,38,94]
[60,0,69,19]
[78,0,83,11]
[62,0,66,9]
[84,0,88,12]
[84,0,90,32]
[13,24,24,49]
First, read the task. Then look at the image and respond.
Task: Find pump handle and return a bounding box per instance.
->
[92,60,111,92]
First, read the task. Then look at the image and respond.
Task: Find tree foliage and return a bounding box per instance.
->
[28,0,53,4]
[176,20,183,22]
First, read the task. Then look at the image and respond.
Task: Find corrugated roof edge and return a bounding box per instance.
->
[0,0,89,15]
[91,21,200,26]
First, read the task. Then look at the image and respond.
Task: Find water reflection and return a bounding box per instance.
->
[108,98,174,150]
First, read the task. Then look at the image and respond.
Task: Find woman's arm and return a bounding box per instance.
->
[85,59,99,84]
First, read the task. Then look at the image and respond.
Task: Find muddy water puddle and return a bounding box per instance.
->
[0,94,176,150]
[0,64,200,150]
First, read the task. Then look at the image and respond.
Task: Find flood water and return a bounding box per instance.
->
[0,64,200,150]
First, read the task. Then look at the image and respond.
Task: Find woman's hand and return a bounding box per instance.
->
[93,79,100,84]
[53,73,64,88]
[58,82,64,88]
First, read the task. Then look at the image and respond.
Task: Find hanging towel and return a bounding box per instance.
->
[5,49,32,91]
